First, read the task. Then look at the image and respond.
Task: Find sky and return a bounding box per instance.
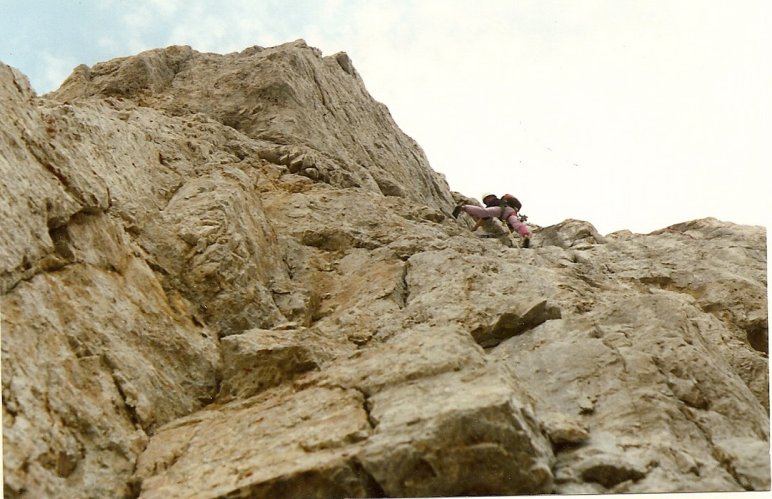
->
[1,0,770,235]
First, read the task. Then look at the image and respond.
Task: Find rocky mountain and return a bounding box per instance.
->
[1,40,768,498]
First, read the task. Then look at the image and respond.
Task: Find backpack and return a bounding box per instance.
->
[501,194,522,211]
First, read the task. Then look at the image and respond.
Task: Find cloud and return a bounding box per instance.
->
[313,1,771,233]
[122,1,321,52]
[39,52,79,94]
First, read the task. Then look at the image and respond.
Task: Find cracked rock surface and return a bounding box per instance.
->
[2,41,768,497]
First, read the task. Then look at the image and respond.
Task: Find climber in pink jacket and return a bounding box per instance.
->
[452,193,531,247]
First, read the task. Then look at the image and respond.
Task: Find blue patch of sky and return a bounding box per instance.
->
[2,1,127,91]
[1,0,363,92]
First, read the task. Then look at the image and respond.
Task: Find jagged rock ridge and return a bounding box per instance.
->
[1,40,768,497]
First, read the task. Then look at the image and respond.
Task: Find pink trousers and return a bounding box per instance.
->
[462,205,531,237]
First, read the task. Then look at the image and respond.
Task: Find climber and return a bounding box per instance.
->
[452,193,531,248]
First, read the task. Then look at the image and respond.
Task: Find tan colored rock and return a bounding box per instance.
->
[2,40,768,498]
[51,40,456,213]
[139,167,289,336]
[217,327,335,402]
[134,325,554,497]
[2,64,221,497]
[0,64,82,294]
[133,385,378,499]
[541,412,591,445]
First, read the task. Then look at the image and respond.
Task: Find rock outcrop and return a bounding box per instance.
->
[2,40,768,498]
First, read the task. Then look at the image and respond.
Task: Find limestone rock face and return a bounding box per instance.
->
[2,41,769,498]
[52,40,454,211]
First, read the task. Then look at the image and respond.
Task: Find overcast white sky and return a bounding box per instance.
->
[2,0,770,234]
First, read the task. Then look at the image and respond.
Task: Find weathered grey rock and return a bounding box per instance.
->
[541,412,591,446]
[491,268,769,493]
[402,248,563,347]
[536,218,607,249]
[357,364,554,497]
[2,40,768,498]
